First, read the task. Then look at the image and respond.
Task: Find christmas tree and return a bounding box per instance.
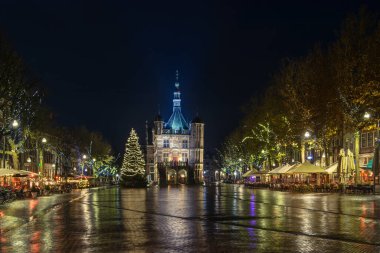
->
[121,128,146,186]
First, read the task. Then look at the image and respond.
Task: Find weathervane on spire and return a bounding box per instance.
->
[175,70,180,89]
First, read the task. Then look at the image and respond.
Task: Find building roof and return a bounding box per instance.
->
[191,116,203,124]
[154,114,162,121]
[165,109,189,130]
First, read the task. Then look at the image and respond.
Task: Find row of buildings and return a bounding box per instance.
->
[0,132,93,183]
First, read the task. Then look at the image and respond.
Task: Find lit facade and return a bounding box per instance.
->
[145,72,204,184]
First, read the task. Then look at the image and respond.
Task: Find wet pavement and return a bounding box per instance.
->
[1,185,380,253]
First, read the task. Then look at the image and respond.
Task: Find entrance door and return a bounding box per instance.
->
[178,169,187,184]
[167,169,176,184]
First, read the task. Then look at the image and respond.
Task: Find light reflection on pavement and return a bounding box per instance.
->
[1,185,380,252]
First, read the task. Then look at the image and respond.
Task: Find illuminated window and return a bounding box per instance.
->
[361,132,375,148]
[163,153,169,162]
[182,140,188,148]
[361,133,367,148]
[182,153,188,162]
[163,139,170,148]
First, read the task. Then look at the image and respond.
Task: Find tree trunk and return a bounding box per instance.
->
[354,131,360,185]
[324,140,330,167]
[11,151,19,170]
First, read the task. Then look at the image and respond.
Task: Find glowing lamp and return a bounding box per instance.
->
[12,120,19,128]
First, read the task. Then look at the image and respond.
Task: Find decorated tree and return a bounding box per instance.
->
[121,128,146,186]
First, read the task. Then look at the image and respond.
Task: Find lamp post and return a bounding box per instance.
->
[92,158,96,177]
[82,154,87,176]
[38,137,47,176]
[303,131,314,163]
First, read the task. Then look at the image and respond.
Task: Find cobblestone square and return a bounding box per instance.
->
[1,185,380,252]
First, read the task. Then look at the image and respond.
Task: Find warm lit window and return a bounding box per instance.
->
[163,153,169,162]
[361,132,375,148]
[361,133,367,148]
[182,153,188,162]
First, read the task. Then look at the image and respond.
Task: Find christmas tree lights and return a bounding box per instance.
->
[121,128,146,184]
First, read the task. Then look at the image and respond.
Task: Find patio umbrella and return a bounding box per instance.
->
[286,161,326,184]
[346,149,355,181]
[338,149,347,184]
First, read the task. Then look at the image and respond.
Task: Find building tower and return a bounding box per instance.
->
[190,115,204,183]
[146,70,204,185]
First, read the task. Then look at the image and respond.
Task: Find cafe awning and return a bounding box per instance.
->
[269,164,286,174]
[0,168,34,177]
[0,168,20,176]
[242,169,258,178]
[286,161,327,174]
[325,163,338,174]
[269,164,296,174]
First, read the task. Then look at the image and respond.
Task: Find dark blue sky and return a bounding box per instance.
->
[1,0,379,154]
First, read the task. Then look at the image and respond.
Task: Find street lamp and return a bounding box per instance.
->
[39,137,47,176]
[12,120,19,128]
[303,131,314,163]
[27,157,32,163]
[82,155,87,175]
[364,112,371,120]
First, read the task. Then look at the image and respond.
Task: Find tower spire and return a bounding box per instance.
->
[175,69,180,89]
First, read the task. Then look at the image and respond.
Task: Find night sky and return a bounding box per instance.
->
[1,0,380,155]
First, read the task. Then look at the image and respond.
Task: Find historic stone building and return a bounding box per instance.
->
[145,72,204,185]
